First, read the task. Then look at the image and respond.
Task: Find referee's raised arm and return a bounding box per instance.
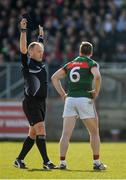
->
[20,18,27,54]
[38,25,44,44]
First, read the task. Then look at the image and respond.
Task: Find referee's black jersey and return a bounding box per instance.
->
[21,38,47,100]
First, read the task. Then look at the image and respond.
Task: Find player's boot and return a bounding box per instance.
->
[59,163,67,169]
[43,161,58,170]
[59,161,67,169]
[93,162,107,170]
[14,158,27,169]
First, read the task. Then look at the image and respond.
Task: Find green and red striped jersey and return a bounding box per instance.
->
[62,56,98,98]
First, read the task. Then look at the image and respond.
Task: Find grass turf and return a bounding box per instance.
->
[0,142,126,179]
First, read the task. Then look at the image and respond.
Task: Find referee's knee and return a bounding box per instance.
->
[34,122,46,135]
[28,128,36,139]
[29,133,36,139]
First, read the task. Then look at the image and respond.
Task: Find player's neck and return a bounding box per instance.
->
[80,55,89,58]
[79,54,91,58]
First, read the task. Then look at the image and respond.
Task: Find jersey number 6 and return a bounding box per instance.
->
[70,66,80,82]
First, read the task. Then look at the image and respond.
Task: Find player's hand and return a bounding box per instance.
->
[88,89,98,100]
[61,93,67,101]
[20,18,27,29]
[92,90,99,99]
[39,25,44,36]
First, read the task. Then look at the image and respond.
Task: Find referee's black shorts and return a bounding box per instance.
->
[22,97,46,126]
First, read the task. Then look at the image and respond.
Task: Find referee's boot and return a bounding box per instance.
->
[43,161,58,170]
[14,158,27,169]
[93,162,107,170]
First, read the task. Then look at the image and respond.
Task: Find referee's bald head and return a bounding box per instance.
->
[28,42,44,52]
[28,42,44,62]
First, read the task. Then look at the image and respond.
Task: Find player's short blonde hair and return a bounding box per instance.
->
[80,41,93,55]
[28,42,44,52]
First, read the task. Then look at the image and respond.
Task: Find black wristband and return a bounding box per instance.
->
[38,36,44,43]
[21,28,27,32]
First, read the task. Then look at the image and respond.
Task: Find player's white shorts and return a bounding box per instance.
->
[63,97,97,119]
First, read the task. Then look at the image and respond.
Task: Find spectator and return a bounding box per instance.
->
[0,0,126,66]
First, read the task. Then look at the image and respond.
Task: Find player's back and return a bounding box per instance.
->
[63,56,98,98]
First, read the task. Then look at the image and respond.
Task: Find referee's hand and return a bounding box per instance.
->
[20,18,27,29]
[39,25,44,36]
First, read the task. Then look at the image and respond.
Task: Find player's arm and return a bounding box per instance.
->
[91,66,101,99]
[20,18,27,54]
[51,68,67,100]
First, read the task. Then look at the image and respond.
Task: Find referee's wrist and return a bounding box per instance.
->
[39,35,44,39]
[38,36,44,43]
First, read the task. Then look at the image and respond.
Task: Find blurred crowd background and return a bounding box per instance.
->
[0,0,126,66]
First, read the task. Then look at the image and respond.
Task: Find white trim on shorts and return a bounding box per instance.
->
[63,97,96,120]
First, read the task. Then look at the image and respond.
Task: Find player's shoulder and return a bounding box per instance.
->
[62,58,76,67]
[87,57,96,63]
[87,57,99,67]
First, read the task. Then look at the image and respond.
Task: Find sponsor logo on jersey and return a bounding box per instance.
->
[67,62,89,69]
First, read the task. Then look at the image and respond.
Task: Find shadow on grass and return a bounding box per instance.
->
[27,168,107,173]
[27,168,85,172]
[28,168,52,172]
[59,169,107,173]
[84,169,108,173]
[54,169,86,172]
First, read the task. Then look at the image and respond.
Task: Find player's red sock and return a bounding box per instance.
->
[93,155,99,160]
[60,156,65,160]
[93,155,101,165]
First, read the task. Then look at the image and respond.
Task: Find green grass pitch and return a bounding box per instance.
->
[0,142,126,179]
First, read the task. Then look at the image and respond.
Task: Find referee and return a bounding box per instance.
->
[14,18,56,170]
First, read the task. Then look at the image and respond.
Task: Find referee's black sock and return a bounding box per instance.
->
[17,136,35,160]
[36,135,49,164]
